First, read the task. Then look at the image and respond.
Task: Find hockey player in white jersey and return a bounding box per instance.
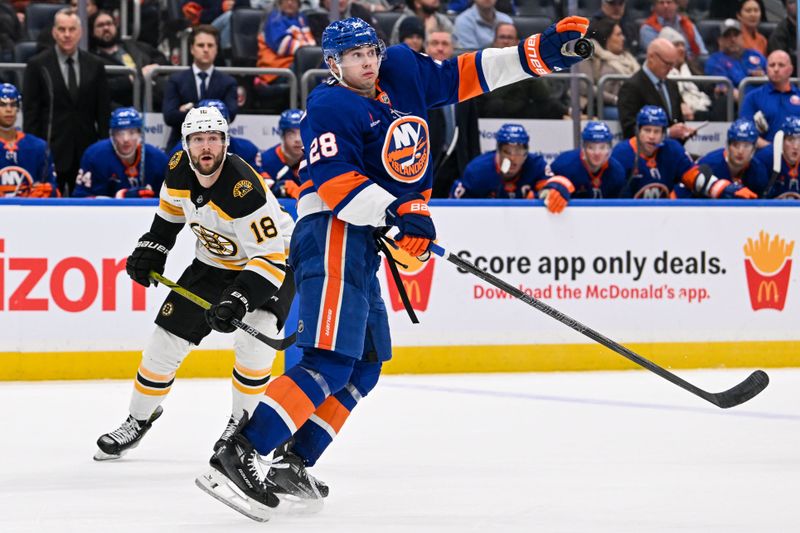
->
[94,106,295,461]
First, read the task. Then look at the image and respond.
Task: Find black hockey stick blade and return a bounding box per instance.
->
[426,243,769,409]
[706,370,770,409]
[149,271,296,351]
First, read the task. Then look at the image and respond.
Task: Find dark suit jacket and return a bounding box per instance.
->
[428,100,480,199]
[22,48,111,174]
[618,69,684,138]
[163,67,238,147]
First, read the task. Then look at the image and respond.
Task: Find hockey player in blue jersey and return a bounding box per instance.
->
[540,121,625,212]
[197,15,593,520]
[260,108,304,199]
[450,123,547,199]
[697,118,769,197]
[612,105,757,200]
[167,99,264,174]
[73,107,168,198]
[0,83,57,197]
[754,115,800,199]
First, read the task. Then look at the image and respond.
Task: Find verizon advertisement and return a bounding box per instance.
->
[0,203,797,354]
[380,204,800,347]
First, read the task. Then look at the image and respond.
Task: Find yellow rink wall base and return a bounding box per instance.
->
[1,341,798,381]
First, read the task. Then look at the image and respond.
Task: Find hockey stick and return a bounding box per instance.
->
[149,271,296,351]
[425,242,769,409]
[762,130,784,198]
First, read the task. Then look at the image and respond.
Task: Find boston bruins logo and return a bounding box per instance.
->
[190,223,238,256]
[161,302,174,317]
[233,179,253,198]
[168,150,182,170]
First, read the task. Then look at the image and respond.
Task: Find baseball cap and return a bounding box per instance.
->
[720,19,741,36]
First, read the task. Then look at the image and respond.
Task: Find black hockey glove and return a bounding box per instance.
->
[126,232,170,288]
[205,285,249,333]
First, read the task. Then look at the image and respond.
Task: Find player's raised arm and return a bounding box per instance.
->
[411,16,590,108]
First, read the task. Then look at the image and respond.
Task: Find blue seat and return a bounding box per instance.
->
[25,3,63,41]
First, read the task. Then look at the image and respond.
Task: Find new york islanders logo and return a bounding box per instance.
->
[743,231,794,311]
[382,116,429,183]
[0,166,33,196]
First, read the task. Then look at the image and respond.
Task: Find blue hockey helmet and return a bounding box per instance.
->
[727,118,758,144]
[582,121,613,144]
[0,83,21,106]
[198,99,230,121]
[278,108,303,133]
[636,105,669,128]
[322,17,385,64]
[109,107,143,130]
[496,123,530,146]
[779,115,800,137]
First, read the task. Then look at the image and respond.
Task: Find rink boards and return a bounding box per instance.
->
[1,199,799,379]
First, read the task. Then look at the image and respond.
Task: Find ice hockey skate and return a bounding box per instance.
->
[266,439,327,514]
[94,405,164,461]
[196,414,278,522]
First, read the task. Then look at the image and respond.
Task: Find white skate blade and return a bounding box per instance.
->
[274,493,324,515]
[195,469,272,523]
[93,448,123,461]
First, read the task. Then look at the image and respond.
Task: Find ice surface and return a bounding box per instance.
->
[1,369,798,532]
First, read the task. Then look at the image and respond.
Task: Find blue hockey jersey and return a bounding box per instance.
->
[297,41,544,226]
[611,138,698,199]
[73,140,168,198]
[548,148,626,198]
[261,143,301,198]
[167,136,264,175]
[697,147,769,197]
[0,131,57,197]
[754,145,800,199]
[450,150,547,199]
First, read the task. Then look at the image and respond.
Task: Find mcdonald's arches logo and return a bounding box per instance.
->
[383,247,436,313]
[743,231,794,311]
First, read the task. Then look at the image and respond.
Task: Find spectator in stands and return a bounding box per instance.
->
[162,25,237,148]
[711,0,766,22]
[73,107,167,198]
[182,0,253,55]
[737,0,768,56]
[698,118,769,197]
[255,0,315,88]
[476,23,569,119]
[767,0,797,73]
[424,29,480,198]
[453,0,512,50]
[640,0,707,59]
[167,99,262,174]
[0,0,22,65]
[617,38,695,140]
[0,83,58,197]
[391,0,453,45]
[740,50,800,148]
[69,0,97,18]
[89,10,169,110]
[261,108,304,199]
[308,0,387,44]
[540,121,626,212]
[612,105,757,199]
[755,115,800,198]
[399,16,425,52]
[450,124,547,199]
[658,27,713,121]
[590,0,640,54]
[579,18,640,120]
[23,8,110,195]
[705,19,766,103]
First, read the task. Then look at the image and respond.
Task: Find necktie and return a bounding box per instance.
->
[66,56,78,103]
[657,81,672,118]
[198,71,208,100]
